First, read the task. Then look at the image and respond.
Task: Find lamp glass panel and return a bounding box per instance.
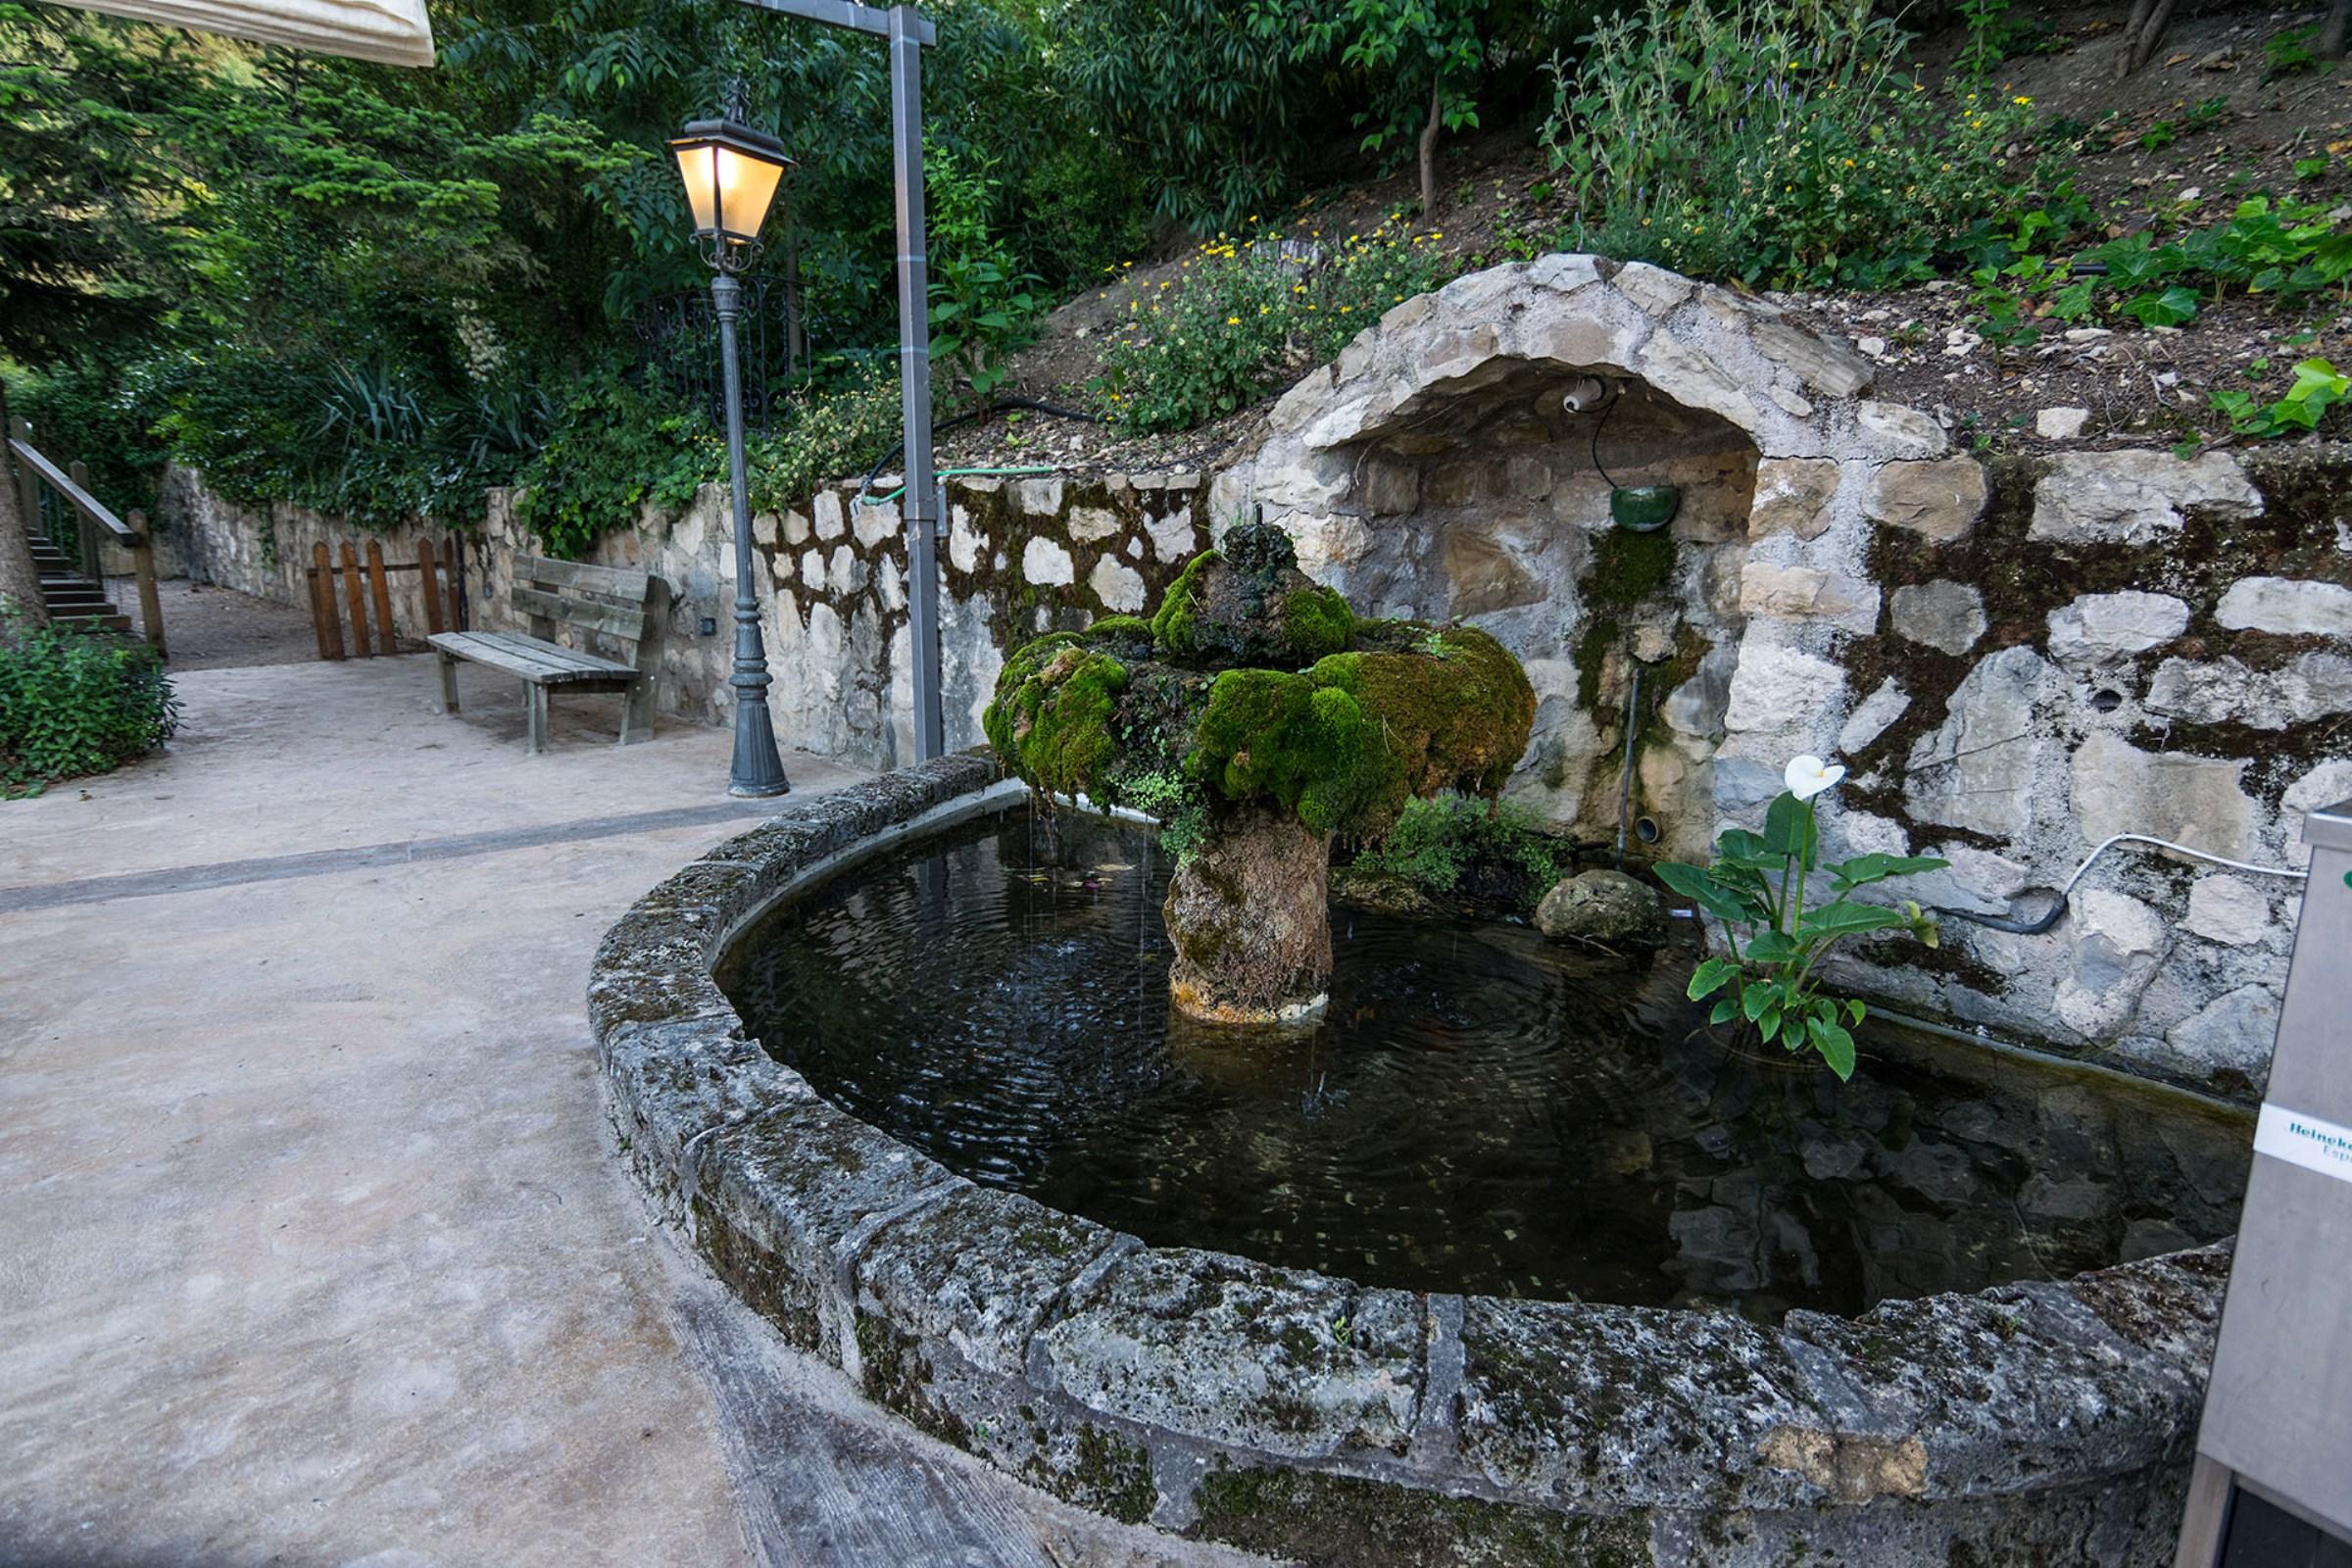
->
[710,144,785,242]
[672,142,721,235]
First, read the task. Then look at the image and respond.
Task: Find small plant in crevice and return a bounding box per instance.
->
[1348,792,1570,910]
[1660,757,1946,1081]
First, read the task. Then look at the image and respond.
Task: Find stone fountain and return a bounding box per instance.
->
[982,518,1537,1022]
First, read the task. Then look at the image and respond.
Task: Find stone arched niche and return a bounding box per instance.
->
[1211,253,1958,859]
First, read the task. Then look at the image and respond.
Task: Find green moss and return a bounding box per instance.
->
[1282,585,1355,661]
[1069,1423,1156,1525]
[1191,1466,1648,1568]
[1189,668,1385,834]
[1149,547,1220,660]
[1573,616,1617,710]
[1587,526,1678,609]
[981,635,1128,801]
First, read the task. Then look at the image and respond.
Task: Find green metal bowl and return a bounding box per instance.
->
[1610,484,1682,532]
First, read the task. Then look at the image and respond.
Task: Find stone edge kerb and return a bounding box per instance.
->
[588,752,2232,1551]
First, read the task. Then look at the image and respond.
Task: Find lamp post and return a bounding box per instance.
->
[670,109,795,798]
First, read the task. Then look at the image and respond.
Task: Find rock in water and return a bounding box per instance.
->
[1536,869,1665,948]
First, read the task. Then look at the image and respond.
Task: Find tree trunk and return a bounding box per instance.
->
[1417,77,1443,220]
[0,379,50,636]
[2322,0,2349,61]
[1163,803,1333,1025]
[2117,0,2179,77]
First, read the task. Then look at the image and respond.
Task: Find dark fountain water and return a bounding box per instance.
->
[718,807,2250,1319]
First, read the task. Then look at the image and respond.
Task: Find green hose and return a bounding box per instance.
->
[871,465,1059,505]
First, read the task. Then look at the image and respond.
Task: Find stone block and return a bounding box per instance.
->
[1889,580,1986,657]
[1904,647,2054,837]
[1637,330,1760,429]
[1016,475,1066,515]
[1748,457,1839,540]
[1750,318,1873,397]
[2070,731,2255,860]
[813,489,847,540]
[1088,555,1146,613]
[1853,401,1947,457]
[1837,677,1910,756]
[1739,564,1882,635]
[1444,529,1546,617]
[1067,506,1121,543]
[1526,252,1603,294]
[2031,452,2261,546]
[852,499,903,549]
[2163,985,2281,1087]
[2283,758,2352,845]
[1021,536,1074,587]
[1612,260,1694,317]
[1035,1247,1420,1459]
[2045,591,2190,664]
[2183,874,2275,947]
[2146,653,2352,730]
[1147,507,1198,564]
[2056,888,2167,1037]
[1725,642,1845,736]
[1863,457,1986,542]
[2215,575,2352,638]
[1359,458,1420,515]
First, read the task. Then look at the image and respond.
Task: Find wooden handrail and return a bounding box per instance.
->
[8,436,137,542]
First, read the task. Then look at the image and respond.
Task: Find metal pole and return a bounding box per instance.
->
[890,3,946,762]
[715,271,791,798]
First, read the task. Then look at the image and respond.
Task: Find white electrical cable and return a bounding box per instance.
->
[2057,832,2309,895]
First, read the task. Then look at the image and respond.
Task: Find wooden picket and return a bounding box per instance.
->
[306,536,465,660]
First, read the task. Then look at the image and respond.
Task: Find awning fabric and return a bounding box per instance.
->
[69,0,433,64]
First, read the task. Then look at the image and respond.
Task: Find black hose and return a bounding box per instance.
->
[1934,893,2068,936]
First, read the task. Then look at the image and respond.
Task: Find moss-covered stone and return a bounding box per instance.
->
[982,519,1538,1019]
[1588,526,1678,610]
[1191,1465,1649,1568]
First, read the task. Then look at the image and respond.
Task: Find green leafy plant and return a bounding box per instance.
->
[1094,220,1451,434]
[1659,758,1945,1081]
[1543,0,2051,289]
[0,612,180,797]
[925,148,1041,401]
[511,369,719,559]
[1351,791,1569,908]
[2211,357,2349,437]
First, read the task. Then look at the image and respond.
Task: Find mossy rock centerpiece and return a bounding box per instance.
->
[983,520,1538,1024]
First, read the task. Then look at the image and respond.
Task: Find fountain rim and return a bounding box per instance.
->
[592,750,2233,1557]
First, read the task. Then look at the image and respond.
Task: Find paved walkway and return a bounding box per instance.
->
[0,651,1262,1568]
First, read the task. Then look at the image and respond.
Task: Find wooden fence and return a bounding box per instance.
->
[307,537,466,660]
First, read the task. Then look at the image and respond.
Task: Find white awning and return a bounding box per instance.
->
[69,0,433,65]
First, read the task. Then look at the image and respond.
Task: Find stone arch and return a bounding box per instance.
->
[1209,254,1980,858]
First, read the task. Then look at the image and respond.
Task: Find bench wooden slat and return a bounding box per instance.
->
[428,631,635,683]
[509,583,654,642]
[463,630,637,679]
[517,555,652,601]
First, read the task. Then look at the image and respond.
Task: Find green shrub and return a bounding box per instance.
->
[1544,0,2048,289]
[7,357,173,522]
[1351,792,1568,906]
[0,613,180,796]
[1094,219,1452,433]
[745,359,921,515]
[510,370,719,560]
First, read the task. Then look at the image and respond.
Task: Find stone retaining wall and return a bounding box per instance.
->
[595,754,2230,1568]
[161,254,2352,1096]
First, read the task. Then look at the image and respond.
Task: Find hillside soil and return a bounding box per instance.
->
[932,0,2351,480]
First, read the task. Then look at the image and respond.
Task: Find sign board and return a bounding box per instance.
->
[2177,798,2352,1566]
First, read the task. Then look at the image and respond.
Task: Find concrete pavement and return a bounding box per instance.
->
[0,652,1263,1568]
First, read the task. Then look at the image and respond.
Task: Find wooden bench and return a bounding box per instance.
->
[429,556,670,754]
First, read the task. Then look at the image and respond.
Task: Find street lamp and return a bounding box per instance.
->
[670,107,795,798]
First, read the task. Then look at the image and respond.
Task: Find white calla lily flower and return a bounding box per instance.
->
[1784,755,1845,802]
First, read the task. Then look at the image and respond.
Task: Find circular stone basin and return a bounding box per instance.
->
[718,806,2247,1319]
[593,758,2252,1568]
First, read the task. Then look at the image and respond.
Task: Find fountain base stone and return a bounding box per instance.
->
[595,755,2235,1568]
[1164,806,1334,1024]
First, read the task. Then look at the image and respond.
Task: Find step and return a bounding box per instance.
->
[51,612,134,634]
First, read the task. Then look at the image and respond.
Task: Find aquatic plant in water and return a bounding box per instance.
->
[1660,756,1948,1080]
[982,519,1537,1024]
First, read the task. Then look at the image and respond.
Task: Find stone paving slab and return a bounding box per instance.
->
[0,659,1265,1568]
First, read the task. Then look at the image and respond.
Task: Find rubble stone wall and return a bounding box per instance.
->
[1212,255,2350,1098]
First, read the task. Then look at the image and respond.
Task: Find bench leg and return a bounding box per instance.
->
[618,673,656,747]
[525,684,549,756]
[436,650,461,714]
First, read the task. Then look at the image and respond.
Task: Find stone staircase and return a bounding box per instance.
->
[28,535,132,633]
